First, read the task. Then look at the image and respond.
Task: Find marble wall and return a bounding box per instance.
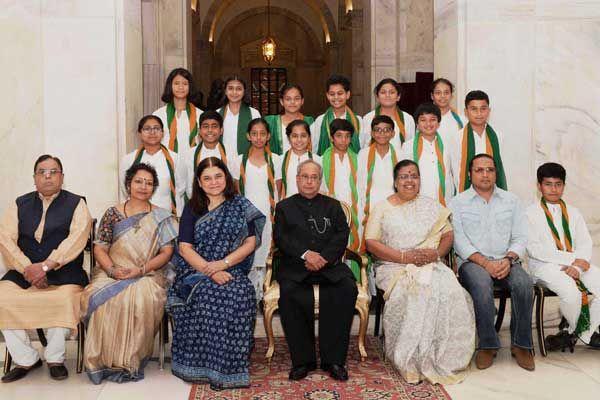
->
[367,0,434,109]
[0,1,143,272]
[434,0,600,263]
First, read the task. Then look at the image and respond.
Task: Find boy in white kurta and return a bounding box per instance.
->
[238,118,282,301]
[120,116,187,216]
[310,75,362,156]
[400,103,454,205]
[527,162,600,347]
[184,110,240,198]
[448,90,508,193]
[320,119,362,281]
[280,120,321,199]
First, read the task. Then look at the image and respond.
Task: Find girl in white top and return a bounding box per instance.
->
[265,84,315,155]
[280,120,321,199]
[153,68,203,153]
[238,118,282,301]
[217,76,261,156]
[361,78,415,150]
[184,110,239,198]
[431,78,466,140]
[120,115,187,216]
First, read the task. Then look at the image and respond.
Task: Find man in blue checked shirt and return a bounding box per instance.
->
[449,154,534,372]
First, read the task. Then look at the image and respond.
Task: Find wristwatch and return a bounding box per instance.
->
[506,254,519,264]
[41,263,49,272]
[223,258,230,267]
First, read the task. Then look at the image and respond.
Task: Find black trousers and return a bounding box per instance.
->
[278,274,358,367]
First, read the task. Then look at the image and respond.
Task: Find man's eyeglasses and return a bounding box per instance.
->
[35,169,62,177]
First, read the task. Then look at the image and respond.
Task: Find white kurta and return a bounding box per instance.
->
[357,146,398,218]
[527,201,600,342]
[400,135,455,204]
[217,105,261,156]
[448,123,504,191]
[183,144,240,198]
[242,154,282,301]
[281,151,322,198]
[360,109,415,150]
[310,112,363,154]
[153,104,203,152]
[438,110,466,141]
[119,149,187,216]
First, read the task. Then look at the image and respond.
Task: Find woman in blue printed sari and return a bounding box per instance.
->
[80,163,178,384]
[168,156,265,390]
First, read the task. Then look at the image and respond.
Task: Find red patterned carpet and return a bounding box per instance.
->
[188,336,452,400]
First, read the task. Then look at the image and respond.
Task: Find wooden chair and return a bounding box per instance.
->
[3,218,96,375]
[262,201,370,363]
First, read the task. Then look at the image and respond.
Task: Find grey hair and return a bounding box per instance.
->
[297,159,323,179]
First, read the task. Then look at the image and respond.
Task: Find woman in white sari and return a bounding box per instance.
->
[365,159,475,384]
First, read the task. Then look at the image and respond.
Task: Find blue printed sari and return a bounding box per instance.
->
[167,195,265,389]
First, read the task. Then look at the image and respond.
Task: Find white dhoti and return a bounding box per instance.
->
[530,263,600,342]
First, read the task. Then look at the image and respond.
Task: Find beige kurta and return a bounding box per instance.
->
[0,192,91,330]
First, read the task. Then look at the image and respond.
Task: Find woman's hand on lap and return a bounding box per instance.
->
[211,271,233,285]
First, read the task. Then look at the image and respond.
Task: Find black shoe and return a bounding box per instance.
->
[545,330,576,352]
[289,365,310,380]
[1,359,42,383]
[48,364,69,381]
[328,364,348,381]
[588,332,600,349]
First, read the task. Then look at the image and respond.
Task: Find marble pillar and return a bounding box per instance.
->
[434,0,600,263]
[0,1,143,272]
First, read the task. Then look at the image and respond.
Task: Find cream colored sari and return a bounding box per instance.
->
[80,207,177,384]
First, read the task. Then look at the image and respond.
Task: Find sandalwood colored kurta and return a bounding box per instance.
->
[0,194,91,329]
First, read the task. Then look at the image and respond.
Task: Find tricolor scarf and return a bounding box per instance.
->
[219,103,253,155]
[322,147,360,280]
[359,143,398,253]
[540,198,590,335]
[280,150,313,199]
[375,104,406,144]
[266,114,315,155]
[450,109,464,129]
[458,123,507,192]
[317,107,361,156]
[166,102,198,152]
[193,142,228,168]
[412,131,448,206]
[239,147,276,224]
[133,145,177,215]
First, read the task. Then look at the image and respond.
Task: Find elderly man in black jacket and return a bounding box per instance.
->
[274,159,357,382]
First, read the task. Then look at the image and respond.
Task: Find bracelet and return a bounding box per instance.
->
[106,266,115,278]
[223,258,230,268]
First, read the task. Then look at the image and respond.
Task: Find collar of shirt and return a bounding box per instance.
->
[38,191,60,204]
[463,185,505,202]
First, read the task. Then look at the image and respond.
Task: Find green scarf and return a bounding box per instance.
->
[459,123,507,191]
[219,103,253,155]
[317,107,361,156]
[266,115,315,155]
[321,147,361,282]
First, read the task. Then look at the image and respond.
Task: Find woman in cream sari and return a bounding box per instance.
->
[365,160,475,384]
[80,163,178,384]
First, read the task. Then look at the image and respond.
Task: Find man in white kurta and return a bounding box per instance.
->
[119,148,187,216]
[527,162,600,346]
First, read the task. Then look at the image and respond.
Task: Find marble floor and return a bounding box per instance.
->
[1,315,599,400]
